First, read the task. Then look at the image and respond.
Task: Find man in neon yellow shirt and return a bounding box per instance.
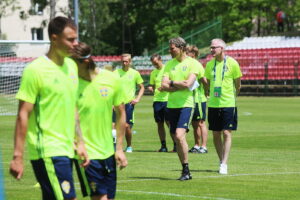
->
[161,37,199,181]
[186,45,209,154]
[148,54,176,152]
[72,42,127,200]
[114,54,144,152]
[205,38,242,175]
[9,17,89,200]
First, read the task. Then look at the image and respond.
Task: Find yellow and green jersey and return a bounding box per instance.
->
[77,70,124,160]
[149,66,168,102]
[205,56,242,108]
[16,56,78,160]
[114,68,143,104]
[163,57,199,108]
[194,60,206,104]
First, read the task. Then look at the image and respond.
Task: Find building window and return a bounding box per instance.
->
[31,28,44,40]
[29,2,43,15]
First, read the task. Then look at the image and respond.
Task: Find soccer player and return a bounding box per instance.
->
[72,42,127,200]
[114,54,144,153]
[148,54,176,152]
[161,37,200,181]
[186,45,209,154]
[9,16,89,200]
[205,38,242,174]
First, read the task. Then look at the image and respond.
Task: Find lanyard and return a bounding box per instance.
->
[213,56,227,82]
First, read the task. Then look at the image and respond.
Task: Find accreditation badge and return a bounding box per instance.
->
[213,87,222,97]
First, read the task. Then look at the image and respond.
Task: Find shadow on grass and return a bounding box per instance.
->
[171,169,218,173]
[129,176,174,180]
[133,150,177,153]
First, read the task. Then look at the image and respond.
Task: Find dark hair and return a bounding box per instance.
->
[72,42,96,70]
[186,45,200,58]
[150,54,162,61]
[48,16,77,38]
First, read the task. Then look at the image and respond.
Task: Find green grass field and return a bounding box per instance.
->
[1,96,300,200]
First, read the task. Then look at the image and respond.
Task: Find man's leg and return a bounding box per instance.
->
[199,120,208,149]
[125,103,134,152]
[157,121,167,152]
[125,124,132,148]
[175,128,188,164]
[192,120,201,147]
[213,131,222,162]
[221,130,232,165]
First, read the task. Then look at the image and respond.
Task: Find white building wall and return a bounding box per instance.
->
[2,0,69,41]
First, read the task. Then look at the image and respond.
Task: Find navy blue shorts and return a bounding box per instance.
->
[75,155,117,199]
[31,156,76,200]
[125,103,135,126]
[168,107,193,134]
[208,107,238,131]
[153,101,169,123]
[192,102,207,121]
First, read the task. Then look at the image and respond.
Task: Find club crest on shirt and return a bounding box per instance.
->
[70,73,77,84]
[99,87,108,97]
[182,66,187,71]
[61,180,71,194]
[127,75,133,79]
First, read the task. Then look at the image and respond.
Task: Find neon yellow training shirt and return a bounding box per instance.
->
[77,69,124,159]
[194,60,206,104]
[163,56,199,108]
[149,66,169,102]
[205,56,242,108]
[114,68,143,104]
[16,56,78,160]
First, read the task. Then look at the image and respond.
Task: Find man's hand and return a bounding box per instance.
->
[148,86,154,93]
[115,150,128,170]
[76,142,90,168]
[10,156,24,180]
[130,98,139,105]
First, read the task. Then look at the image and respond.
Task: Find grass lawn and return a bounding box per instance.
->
[1,96,300,200]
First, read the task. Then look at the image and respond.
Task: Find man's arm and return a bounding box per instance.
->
[114,104,128,169]
[205,79,210,97]
[10,100,34,180]
[173,73,197,89]
[75,110,90,167]
[148,85,155,93]
[131,83,144,105]
[161,76,178,92]
[234,78,241,95]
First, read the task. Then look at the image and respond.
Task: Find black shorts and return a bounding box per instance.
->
[75,155,117,199]
[208,107,238,131]
[125,103,135,126]
[168,107,193,134]
[153,101,168,123]
[192,102,207,121]
[31,156,76,200]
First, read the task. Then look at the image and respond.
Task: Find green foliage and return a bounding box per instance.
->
[74,0,300,55]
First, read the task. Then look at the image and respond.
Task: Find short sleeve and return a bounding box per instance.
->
[16,66,41,104]
[231,59,243,79]
[197,62,205,79]
[204,61,212,80]
[149,70,155,85]
[135,71,144,84]
[113,77,125,106]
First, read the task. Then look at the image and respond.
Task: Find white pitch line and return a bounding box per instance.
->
[118,171,300,183]
[118,189,236,200]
